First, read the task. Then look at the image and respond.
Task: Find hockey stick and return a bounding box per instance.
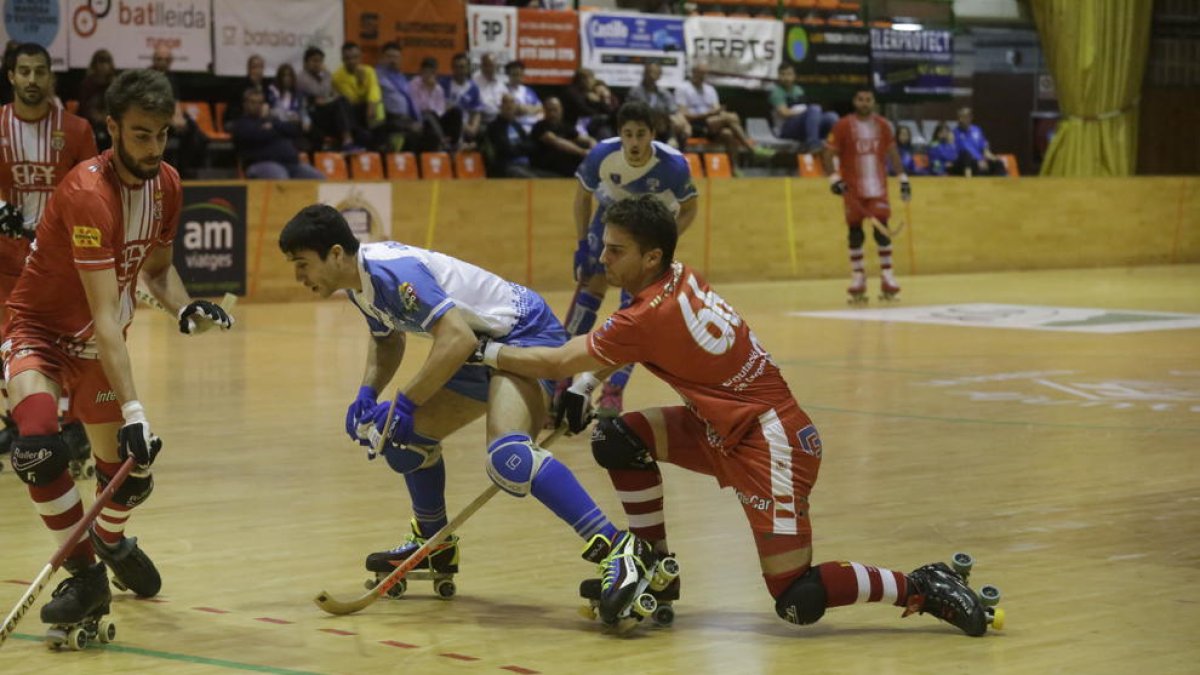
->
[135,286,238,333]
[314,424,570,616]
[0,457,136,649]
[867,215,906,239]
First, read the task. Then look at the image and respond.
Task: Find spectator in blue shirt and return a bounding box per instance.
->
[894,124,926,175]
[375,41,423,151]
[443,52,483,149]
[927,122,960,176]
[953,107,1007,176]
[231,88,325,180]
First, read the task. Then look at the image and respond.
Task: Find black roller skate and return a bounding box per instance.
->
[62,420,93,480]
[579,531,667,633]
[364,518,459,599]
[902,552,1005,636]
[41,562,116,651]
[580,550,680,629]
[89,529,162,598]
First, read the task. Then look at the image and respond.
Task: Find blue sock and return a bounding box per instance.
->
[531,456,619,542]
[564,288,603,336]
[606,364,634,392]
[404,455,447,538]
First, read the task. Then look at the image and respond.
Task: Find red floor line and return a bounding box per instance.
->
[319,628,357,636]
[136,597,168,603]
[380,640,418,649]
[441,653,480,662]
[4,580,32,585]
[192,606,230,614]
[254,617,293,624]
[500,666,540,674]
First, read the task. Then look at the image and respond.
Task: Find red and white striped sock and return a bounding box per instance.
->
[608,468,667,544]
[816,560,910,608]
[849,247,866,275]
[92,458,130,547]
[29,471,94,565]
[878,245,893,273]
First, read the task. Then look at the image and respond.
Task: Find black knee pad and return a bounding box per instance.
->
[10,434,70,486]
[591,416,655,470]
[848,225,865,249]
[96,465,154,508]
[872,225,892,248]
[775,567,827,626]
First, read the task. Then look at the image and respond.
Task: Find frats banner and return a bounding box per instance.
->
[870,28,953,96]
[684,15,783,88]
[783,24,870,92]
[468,6,578,84]
[345,0,466,75]
[174,186,247,297]
[66,0,212,71]
[579,11,685,88]
[212,0,343,77]
[1,0,70,70]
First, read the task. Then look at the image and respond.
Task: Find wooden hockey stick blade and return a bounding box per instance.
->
[313,425,568,616]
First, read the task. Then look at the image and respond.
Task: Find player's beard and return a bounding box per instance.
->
[16,86,46,108]
[116,135,162,181]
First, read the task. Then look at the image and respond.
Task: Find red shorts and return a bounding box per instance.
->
[1,326,121,424]
[0,237,31,308]
[842,194,891,226]
[628,402,822,545]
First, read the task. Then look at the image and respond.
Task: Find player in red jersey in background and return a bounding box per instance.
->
[822,89,911,303]
[2,69,234,632]
[0,43,98,458]
[473,195,994,636]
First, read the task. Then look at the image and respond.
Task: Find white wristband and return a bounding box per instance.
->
[568,372,601,396]
[828,173,842,185]
[481,340,503,368]
[121,400,147,426]
[899,173,910,182]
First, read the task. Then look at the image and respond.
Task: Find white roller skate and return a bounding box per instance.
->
[847,271,868,305]
[879,269,901,302]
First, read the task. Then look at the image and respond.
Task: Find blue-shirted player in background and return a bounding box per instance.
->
[567,102,697,417]
[278,204,653,617]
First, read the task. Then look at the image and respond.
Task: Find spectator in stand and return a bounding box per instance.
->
[953,107,1006,176]
[0,40,18,105]
[473,52,506,123]
[626,62,689,148]
[444,52,483,150]
[927,122,959,176]
[409,56,452,152]
[530,96,595,177]
[223,54,269,130]
[267,64,311,136]
[675,62,769,162]
[562,68,617,140]
[332,42,384,143]
[77,49,116,150]
[296,46,361,151]
[230,87,324,180]
[150,44,207,178]
[769,63,838,153]
[485,93,554,178]
[504,60,543,132]
[894,125,926,176]
[374,41,423,152]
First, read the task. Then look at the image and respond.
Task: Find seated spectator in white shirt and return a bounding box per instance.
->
[504,59,543,132]
[473,52,506,123]
[675,63,769,160]
[443,52,484,148]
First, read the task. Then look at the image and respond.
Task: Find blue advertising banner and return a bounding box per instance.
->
[579,11,685,87]
[870,28,953,96]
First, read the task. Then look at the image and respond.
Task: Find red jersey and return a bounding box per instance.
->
[5,150,181,356]
[588,262,796,451]
[0,103,98,231]
[826,114,893,200]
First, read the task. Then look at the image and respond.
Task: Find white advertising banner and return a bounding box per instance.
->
[578,11,685,88]
[212,0,343,77]
[467,5,517,69]
[684,15,783,88]
[1,0,71,70]
[318,183,392,243]
[66,0,212,71]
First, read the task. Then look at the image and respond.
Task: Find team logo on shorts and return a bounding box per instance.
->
[72,225,102,248]
[51,131,66,151]
[397,282,419,313]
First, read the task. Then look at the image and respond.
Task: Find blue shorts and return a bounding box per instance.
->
[443,287,567,402]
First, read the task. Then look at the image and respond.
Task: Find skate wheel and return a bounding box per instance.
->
[84,465,95,479]
[44,628,67,650]
[112,578,128,592]
[434,579,456,599]
[578,604,598,621]
[632,592,657,619]
[650,557,680,591]
[385,579,407,599]
[651,603,675,627]
[97,618,116,643]
[989,607,1006,630]
[364,578,375,591]
[951,552,974,577]
[67,626,88,651]
[979,584,1001,605]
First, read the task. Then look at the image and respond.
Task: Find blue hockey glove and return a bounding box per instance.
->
[345,385,378,441]
[357,393,418,450]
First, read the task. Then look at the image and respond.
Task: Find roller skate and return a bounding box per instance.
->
[879,270,901,302]
[579,531,666,633]
[902,552,1005,636]
[42,562,116,651]
[63,420,94,480]
[0,414,15,456]
[89,529,162,598]
[596,382,623,419]
[847,271,868,305]
[364,518,459,599]
[580,551,680,629]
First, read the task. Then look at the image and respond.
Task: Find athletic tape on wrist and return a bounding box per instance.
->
[121,400,147,426]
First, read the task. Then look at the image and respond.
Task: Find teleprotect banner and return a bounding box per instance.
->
[212,0,343,77]
[870,28,953,96]
[684,15,783,88]
[579,10,685,88]
[174,185,247,297]
[67,0,212,71]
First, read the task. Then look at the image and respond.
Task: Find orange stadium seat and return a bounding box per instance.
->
[796,153,825,178]
[312,152,349,180]
[214,101,228,131]
[703,153,733,179]
[349,152,385,180]
[180,101,230,141]
[421,152,453,179]
[454,151,486,179]
[684,152,704,177]
[998,153,1020,177]
[386,152,419,180]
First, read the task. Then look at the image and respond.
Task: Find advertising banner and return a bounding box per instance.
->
[468,5,517,69]
[212,0,343,77]
[1,0,70,70]
[344,0,466,75]
[684,15,783,88]
[318,183,392,243]
[66,0,212,71]
[174,186,247,297]
[783,24,870,92]
[870,28,953,96]
[579,11,685,88]
[468,6,579,84]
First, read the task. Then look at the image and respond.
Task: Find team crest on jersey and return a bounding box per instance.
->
[397,282,419,312]
[51,131,66,151]
[72,226,102,248]
[152,190,163,222]
[646,178,659,191]
[610,173,621,185]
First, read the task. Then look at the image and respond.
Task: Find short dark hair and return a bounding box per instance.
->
[451,52,468,64]
[504,60,525,73]
[382,41,402,53]
[342,42,359,53]
[279,204,360,259]
[777,62,794,75]
[6,42,51,74]
[603,195,676,273]
[105,69,175,121]
[420,56,437,70]
[616,101,654,131]
[303,46,325,62]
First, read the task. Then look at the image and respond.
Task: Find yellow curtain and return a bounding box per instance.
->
[1031,0,1152,176]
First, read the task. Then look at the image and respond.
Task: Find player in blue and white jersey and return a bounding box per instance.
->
[278,204,648,607]
[568,101,698,415]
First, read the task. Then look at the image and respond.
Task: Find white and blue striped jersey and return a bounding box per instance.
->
[575,139,697,226]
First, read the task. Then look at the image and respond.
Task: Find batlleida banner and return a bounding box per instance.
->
[174,185,247,296]
[579,10,685,88]
[67,0,212,71]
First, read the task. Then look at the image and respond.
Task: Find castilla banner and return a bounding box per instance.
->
[174,185,247,297]
[211,0,343,77]
[684,15,783,88]
[344,0,466,75]
[66,0,213,71]
[579,10,686,88]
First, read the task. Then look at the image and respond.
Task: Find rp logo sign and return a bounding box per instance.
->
[482,20,502,42]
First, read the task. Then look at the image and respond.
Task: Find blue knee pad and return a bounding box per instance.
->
[383,432,443,474]
[485,433,552,497]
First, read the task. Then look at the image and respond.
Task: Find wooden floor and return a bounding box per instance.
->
[1,264,1198,674]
